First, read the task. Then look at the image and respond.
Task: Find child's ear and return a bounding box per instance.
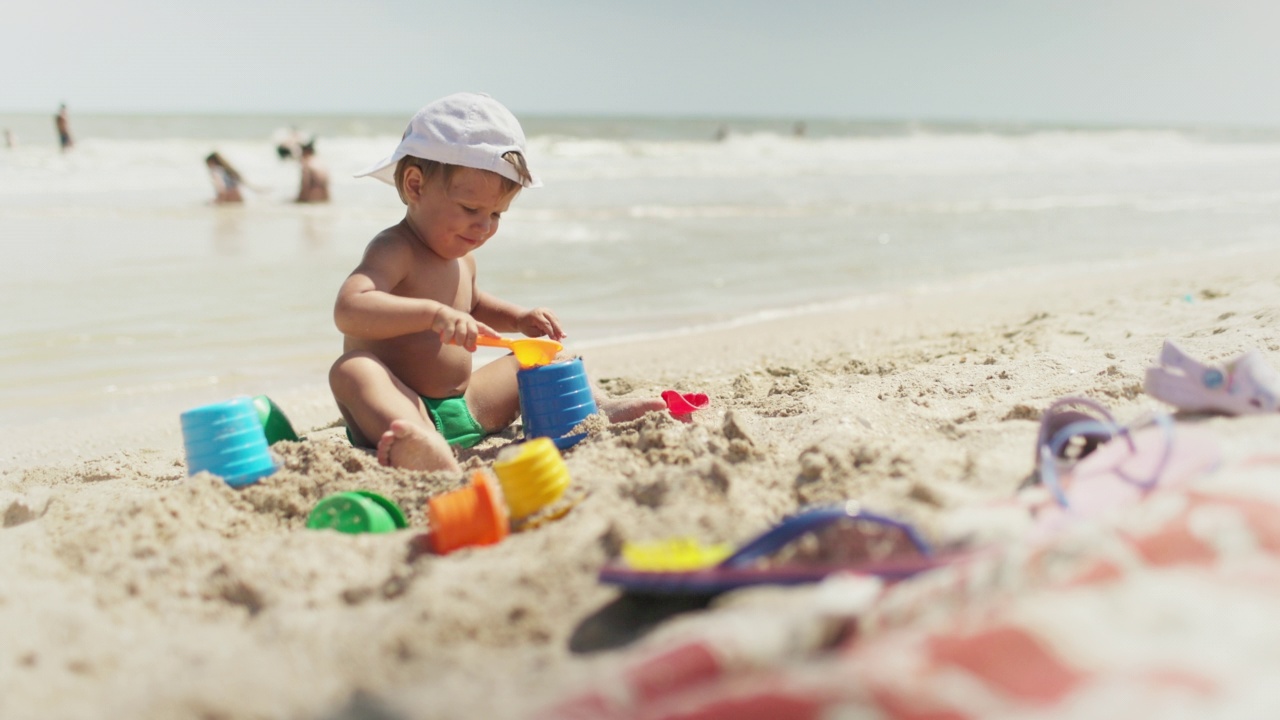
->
[402,165,424,201]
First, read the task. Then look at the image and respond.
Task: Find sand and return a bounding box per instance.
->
[3,246,1280,719]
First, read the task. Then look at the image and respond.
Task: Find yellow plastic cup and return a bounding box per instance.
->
[492,437,571,520]
[426,472,510,555]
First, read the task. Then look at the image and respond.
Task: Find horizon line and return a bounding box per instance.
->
[2,108,1279,133]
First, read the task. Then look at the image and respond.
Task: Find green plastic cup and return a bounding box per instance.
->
[306,491,408,534]
[253,395,300,445]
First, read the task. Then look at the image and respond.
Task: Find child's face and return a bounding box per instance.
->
[409,167,515,260]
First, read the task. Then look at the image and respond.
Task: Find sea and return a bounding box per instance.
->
[3,111,1280,429]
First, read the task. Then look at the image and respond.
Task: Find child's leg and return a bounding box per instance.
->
[463,354,524,432]
[593,387,667,422]
[329,351,457,472]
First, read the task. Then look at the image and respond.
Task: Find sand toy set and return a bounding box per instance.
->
[178,358,709,557]
[421,436,576,553]
[177,391,579,552]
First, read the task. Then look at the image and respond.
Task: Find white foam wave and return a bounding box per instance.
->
[7,128,1280,206]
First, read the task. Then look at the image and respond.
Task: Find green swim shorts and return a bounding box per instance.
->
[421,395,488,448]
[345,395,489,449]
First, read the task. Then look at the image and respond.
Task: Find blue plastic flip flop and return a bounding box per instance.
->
[598,504,941,595]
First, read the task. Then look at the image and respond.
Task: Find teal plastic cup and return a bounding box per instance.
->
[181,397,278,487]
[517,358,598,450]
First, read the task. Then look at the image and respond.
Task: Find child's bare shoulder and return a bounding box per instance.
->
[362,223,418,259]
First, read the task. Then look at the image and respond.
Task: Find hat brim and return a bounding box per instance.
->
[353,153,401,186]
[354,151,541,188]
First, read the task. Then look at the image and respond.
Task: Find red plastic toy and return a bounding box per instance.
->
[662,390,709,419]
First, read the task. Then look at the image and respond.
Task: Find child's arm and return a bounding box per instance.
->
[335,237,495,348]
[472,290,565,341]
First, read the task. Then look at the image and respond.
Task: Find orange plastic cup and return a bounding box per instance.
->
[426,471,510,555]
[492,437,571,520]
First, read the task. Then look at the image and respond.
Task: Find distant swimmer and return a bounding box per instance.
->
[205,152,246,204]
[295,139,330,203]
[714,124,729,142]
[4,128,14,149]
[55,104,73,151]
[793,121,807,138]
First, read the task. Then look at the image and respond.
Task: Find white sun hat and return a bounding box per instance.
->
[355,91,540,188]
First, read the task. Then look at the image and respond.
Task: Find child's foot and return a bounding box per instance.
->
[377,420,459,472]
[599,396,668,423]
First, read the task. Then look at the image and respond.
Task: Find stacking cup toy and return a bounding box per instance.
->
[180,397,277,487]
[306,491,408,534]
[492,437,571,520]
[517,357,598,450]
[253,394,300,445]
[426,472,509,554]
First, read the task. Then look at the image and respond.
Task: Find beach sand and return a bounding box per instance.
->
[3,246,1280,719]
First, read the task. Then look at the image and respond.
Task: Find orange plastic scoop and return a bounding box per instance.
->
[476,336,562,368]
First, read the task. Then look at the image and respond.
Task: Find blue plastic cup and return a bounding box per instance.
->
[517,358,598,450]
[180,397,277,487]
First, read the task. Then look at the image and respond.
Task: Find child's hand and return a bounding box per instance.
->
[517,307,565,341]
[433,306,496,351]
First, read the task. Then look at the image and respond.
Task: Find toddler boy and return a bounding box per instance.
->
[329,92,663,471]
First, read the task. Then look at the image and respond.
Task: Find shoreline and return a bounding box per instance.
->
[3,241,1276,473]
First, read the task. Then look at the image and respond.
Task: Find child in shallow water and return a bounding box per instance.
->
[295,141,330,204]
[328,92,664,472]
[204,152,245,204]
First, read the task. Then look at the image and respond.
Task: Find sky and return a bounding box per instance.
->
[5,0,1280,127]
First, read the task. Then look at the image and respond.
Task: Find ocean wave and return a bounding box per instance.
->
[8,126,1280,203]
